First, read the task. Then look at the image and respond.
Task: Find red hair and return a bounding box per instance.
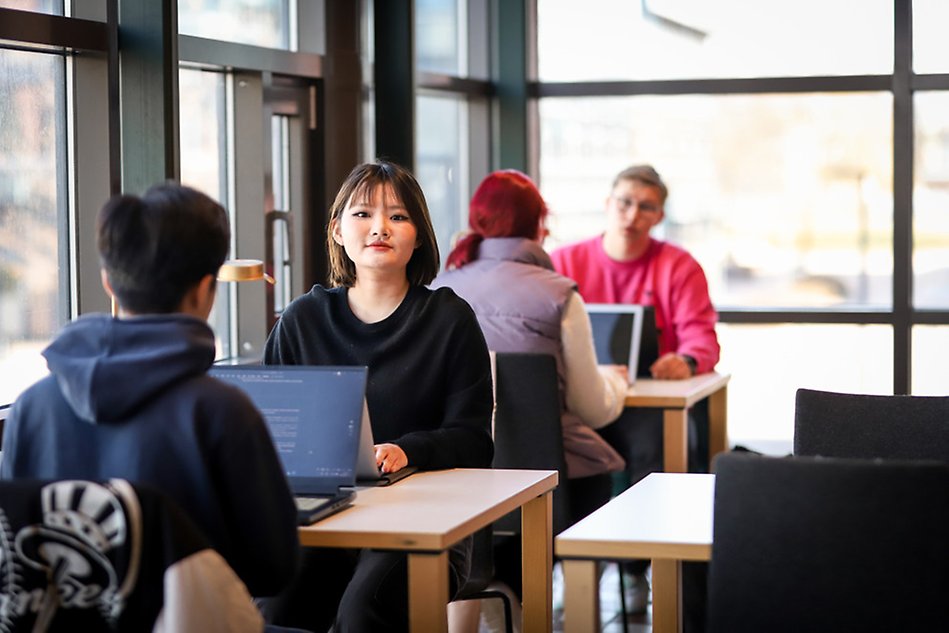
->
[445,170,548,270]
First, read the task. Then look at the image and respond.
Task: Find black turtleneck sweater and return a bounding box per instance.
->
[264,284,494,470]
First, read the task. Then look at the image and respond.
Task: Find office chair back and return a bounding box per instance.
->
[452,352,566,633]
[708,452,949,633]
[0,478,262,632]
[491,352,570,535]
[794,387,949,460]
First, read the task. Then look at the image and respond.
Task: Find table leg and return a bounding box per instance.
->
[521,491,553,633]
[651,558,682,633]
[562,559,599,633]
[663,407,689,473]
[708,384,729,463]
[407,551,449,633]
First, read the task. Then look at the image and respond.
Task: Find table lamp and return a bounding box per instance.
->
[110,259,274,317]
[217,259,275,284]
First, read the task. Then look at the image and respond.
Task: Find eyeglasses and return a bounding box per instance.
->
[611,196,660,214]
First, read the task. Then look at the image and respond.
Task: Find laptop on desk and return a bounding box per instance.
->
[354,400,418,486]
[586,304,660,384]
[209,365,365,525]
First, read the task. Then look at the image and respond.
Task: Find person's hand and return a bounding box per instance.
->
[650,353,693,380]
[374,443,408,473]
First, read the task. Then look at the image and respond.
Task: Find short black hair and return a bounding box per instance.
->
[97,182,230,314]
[326,160,440,287]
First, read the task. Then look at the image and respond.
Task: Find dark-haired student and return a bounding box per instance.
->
[262,160,494,633]
[1,183,300,606]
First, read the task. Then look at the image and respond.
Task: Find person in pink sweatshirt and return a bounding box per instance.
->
[550,164,719,377]
[550,164,718,620]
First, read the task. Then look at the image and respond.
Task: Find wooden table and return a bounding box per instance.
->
[556,473,714,633]
[625,372,730,473]
[298,468,558,633]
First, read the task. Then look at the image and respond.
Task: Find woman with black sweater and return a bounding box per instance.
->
[261,160,494,633]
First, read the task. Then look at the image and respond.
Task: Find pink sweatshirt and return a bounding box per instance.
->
[550,235,721,374]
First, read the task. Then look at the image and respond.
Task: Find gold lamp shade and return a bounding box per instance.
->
[218,259,275,284]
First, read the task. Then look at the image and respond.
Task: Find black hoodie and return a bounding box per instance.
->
[1,313,299,597]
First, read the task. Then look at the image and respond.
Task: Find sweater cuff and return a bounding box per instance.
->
[394,436,430,470]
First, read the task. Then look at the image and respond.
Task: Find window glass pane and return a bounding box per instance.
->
[270,115,291,314]
[178,0,292,49]
[913,0,949,74]
[0,0,62,14]
[718,324,892,452]
[913,92,949,309]
[537,0,892,81]
[416,0,465,75]
[0,49,66,405]
[416,94,467,267]
[913,326,949,395]
[179,67,232,359]
[539,93,893,309]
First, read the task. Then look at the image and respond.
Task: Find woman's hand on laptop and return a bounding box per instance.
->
[374,443,408,473]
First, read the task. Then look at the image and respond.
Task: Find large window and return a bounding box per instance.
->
[179,67,232,359]
[178,0,294,50]
[0,0,322,408]
[416,94,468,265]
[537,0,892,81]
[414,0,490,263]
[913,0,949,73]
[719,323,892,449]
[416,0,465,76]
[540,93,894,309]
[0,49,67,405]
[913,327,949,395]
[0,0,62,15]
[536,0,945,450]
[913,92,949,310]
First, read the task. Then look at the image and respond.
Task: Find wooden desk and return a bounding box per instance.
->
[625,372,730,473]
[298,468,558,633]
[556,473,714,633]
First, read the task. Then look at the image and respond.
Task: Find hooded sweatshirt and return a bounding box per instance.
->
[1,313,299,597]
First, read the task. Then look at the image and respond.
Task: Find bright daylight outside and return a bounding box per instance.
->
[537,0,947,448]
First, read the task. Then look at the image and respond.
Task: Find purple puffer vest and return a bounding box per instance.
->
[432,238,624,479]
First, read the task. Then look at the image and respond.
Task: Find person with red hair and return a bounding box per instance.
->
[433,169,627,520]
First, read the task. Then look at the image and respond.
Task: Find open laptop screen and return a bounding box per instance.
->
[209,365,367,495]
[586,304,659,382]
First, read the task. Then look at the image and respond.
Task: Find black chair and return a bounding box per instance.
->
[451,526,514,633]
[491,352,571,535]
[708,452,949,633]
[452,353,566,633]
[794,387,949,460]
[0,478,263,632]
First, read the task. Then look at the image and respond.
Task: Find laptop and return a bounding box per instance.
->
[586,304,660,384]
[209,365,364,525]
[354,400,418,486]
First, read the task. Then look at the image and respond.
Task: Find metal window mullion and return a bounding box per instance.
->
[225,72,239,358]
[893,0,913,393]
[0,8,108,52]
[491,0,529,172]
[231,71,268,360]
[374,0,415,169]
[117,0,179,193]
[534,75,894,98]
[177,35,322,78]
